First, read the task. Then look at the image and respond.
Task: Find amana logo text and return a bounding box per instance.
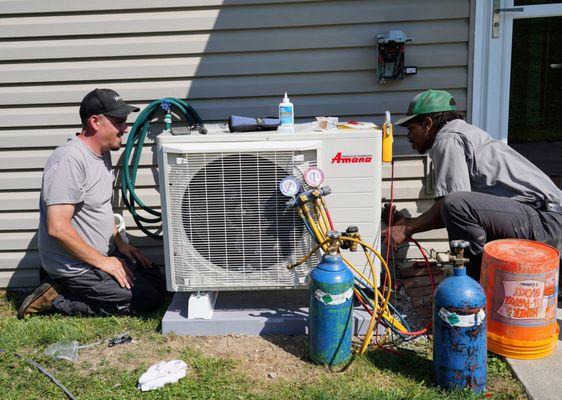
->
[331,152,373,164]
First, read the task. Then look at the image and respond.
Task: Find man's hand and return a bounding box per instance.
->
[382,204,410,226]
[98,256,135,289]
[381,198,446,251]
[382,223,411,251]
[115,241,153,269]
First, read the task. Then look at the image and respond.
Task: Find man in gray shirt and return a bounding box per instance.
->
[18,89,165,318]
[384,89,562,281]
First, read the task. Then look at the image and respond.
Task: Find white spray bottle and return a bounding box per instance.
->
[279,92,294,126]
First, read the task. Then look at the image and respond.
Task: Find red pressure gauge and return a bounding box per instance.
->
[304,167,325,188]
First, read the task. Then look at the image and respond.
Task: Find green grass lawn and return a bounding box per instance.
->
[0,290,527,400]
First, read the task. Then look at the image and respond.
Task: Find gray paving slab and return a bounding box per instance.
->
[162,290,376,336]
[506,306,562,400]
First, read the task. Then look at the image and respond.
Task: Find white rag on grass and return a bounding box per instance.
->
[137,360,189,391]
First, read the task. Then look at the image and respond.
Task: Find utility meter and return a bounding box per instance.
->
[376,30,415,83]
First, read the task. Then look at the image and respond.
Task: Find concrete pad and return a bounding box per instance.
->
[162,290,376,336]
[506,306,562,400]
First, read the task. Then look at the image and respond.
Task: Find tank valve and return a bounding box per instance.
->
[450,240,470,268]
[326,231,342,255]
[342,226,360,252]
[319,186,332,196]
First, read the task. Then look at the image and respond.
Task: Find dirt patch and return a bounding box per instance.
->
[77,334,324,384]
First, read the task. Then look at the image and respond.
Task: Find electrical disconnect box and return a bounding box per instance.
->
[376,30,415,83]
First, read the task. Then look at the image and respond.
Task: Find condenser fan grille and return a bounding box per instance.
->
[167,150,317,290]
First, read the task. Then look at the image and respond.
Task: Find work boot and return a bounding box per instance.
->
[17,282,59,319]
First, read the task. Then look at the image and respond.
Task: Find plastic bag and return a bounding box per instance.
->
[45,340,80,362]
[45,334,124,362]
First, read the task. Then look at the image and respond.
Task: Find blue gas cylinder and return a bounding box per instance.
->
[433,262,487,393]
[308,252,354,366]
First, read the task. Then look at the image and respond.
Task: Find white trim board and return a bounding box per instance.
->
[471,0,562,141]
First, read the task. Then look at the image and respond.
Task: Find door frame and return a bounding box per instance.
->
[471,0,562,141]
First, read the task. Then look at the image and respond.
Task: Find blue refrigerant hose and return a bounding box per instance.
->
[120,98,203,240]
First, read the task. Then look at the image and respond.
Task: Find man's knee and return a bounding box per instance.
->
[442,192,470,214]
[96,282,133,304]
[53,269,163,315]
[441,192,474,227]
[89,285,133,315]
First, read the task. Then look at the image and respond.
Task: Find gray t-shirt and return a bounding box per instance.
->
[38,136,115,278]
[429,119,561,205]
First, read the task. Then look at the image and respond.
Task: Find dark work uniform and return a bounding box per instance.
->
[429,120,562,280]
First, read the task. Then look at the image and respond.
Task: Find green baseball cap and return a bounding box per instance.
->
[395,89,457,126]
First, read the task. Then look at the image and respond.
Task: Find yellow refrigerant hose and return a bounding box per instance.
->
[292,189,418,355]
[298,198,395,354]
[315,198,332,233]
[343,237,392,355]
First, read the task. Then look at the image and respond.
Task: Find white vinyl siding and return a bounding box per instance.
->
[0,0,469,287]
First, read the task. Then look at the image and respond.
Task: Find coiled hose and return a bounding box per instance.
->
[120,98,203,239]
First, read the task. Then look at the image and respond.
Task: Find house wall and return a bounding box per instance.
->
[0,0,470,287]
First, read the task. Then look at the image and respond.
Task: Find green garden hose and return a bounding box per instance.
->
[120,98,203,240]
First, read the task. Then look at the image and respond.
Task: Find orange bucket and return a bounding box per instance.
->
[480,239,559,359]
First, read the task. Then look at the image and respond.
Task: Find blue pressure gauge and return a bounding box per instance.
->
[279,176,300,197]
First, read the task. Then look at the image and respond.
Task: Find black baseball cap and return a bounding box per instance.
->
[79,88,140,124]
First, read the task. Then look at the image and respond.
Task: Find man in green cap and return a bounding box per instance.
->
[384,89,562,281]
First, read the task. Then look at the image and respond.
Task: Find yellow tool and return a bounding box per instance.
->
[382,111,393,163]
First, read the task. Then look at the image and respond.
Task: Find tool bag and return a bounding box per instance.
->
[227,115,281,132]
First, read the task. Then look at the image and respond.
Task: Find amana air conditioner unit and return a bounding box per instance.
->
[157,124,382,292]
